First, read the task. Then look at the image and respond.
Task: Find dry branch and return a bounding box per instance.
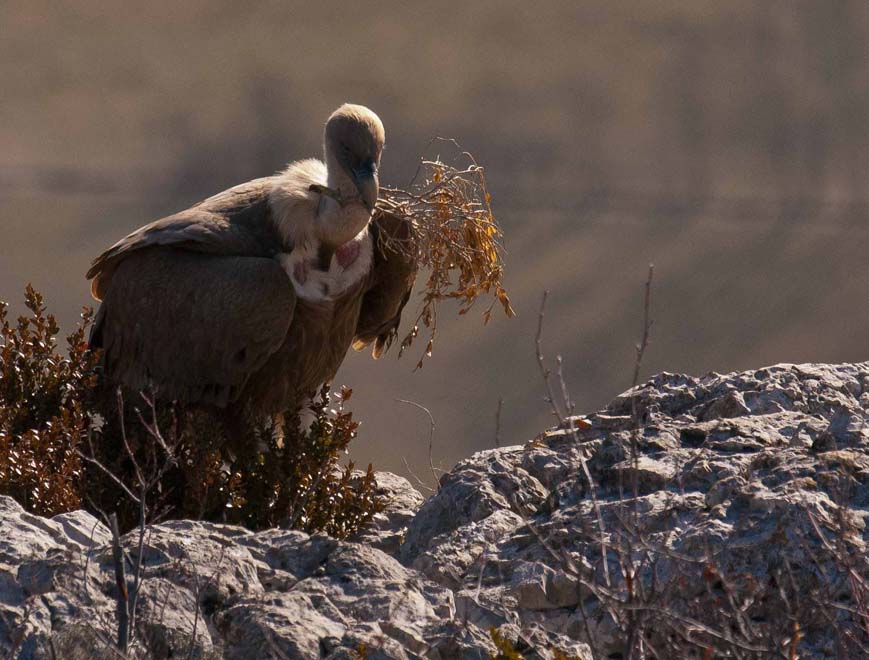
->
[375,143,514,368]
[108,513,130,653]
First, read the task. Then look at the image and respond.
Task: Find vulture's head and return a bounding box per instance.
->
[324,104,385,216]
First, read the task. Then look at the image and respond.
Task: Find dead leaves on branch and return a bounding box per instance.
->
[376,143,515,368]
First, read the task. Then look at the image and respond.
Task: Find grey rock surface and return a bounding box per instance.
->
[401,362,869,658]
[349,472,426,556]
[1,362,867,658]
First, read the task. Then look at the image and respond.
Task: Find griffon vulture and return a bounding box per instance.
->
[87,104,417,417]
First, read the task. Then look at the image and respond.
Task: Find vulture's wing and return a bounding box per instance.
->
[88,176,296,406]
[91,247,295,407]
[87,177,282,300]
[353,212,418,358]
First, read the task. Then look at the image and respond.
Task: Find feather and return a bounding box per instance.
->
[353,211,418,357]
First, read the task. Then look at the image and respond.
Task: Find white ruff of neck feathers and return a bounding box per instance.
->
[268,156,371,250]
[268,158,326,249]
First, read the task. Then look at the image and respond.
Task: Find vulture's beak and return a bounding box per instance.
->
[352,159,379,213]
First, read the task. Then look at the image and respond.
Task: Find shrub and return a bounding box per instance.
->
[0,285,98,515]
[222,385,382,536]
[85,380,384,536]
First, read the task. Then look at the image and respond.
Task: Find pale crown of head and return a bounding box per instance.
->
[323,105,385,208]
[324,104,385,172]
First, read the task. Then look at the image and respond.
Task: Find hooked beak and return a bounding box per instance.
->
[352,159,379,213]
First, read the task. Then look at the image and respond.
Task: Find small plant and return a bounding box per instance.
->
[85,383,384,537]
[0,285,98,515]
[490,628,524,660]
[220,385,384,536]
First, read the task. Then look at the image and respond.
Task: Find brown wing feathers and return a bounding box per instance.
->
[87,179,295,407]
[93,248,295,407]
[87,179,280,300]
[354,212,418,358]
[87,164,417,411]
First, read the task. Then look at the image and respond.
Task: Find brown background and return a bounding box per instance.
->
[2,1,867,488]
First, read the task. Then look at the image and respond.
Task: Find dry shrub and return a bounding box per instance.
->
[0,285,98,515]
[489,627,582,660]
[193,385,382,537]
[86,385,383,538]
[376,143,515,367]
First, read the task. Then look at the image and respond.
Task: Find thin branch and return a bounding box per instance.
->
[80,517,102,605]
[494,397,503,449]
[75,448,140,505]
[401,456,436,494]
[631,264,655,389]
[108,513,130,653]
[396,398,441,489]
[186,547,227,659]
[533,288,610,588]
[127,512,149,643]
[535,291,565,422]
[116,388,143,487]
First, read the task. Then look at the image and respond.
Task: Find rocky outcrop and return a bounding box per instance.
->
[400,362,868,658]
[1,362,867,658]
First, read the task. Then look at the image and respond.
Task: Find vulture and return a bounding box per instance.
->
[87,104,417,418]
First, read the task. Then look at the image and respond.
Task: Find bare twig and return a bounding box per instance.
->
[532,288,611,590]
[631,264,655,390]
[80,517,102,604]
[535,291,565,422]
[627,264,655,522]
[76,448,140,505]
[401,456,436,494]
[494,397,503,448]
[117,389,143,487]
[396,398,441,489]
[108,513,130,653]
[556,354,575,417]
[79,388,180,653]
[127,522,150,643]
[186,547,227,659]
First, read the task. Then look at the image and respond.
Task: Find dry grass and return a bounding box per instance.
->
[376,143,515,368]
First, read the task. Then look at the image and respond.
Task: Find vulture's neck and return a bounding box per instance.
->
[268,158,370,252]
[270,158,374,302]
[315,150,372,248]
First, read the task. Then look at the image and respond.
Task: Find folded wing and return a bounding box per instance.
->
[354,212,418,358]
[87,178,295,407]
[87,178,282,300]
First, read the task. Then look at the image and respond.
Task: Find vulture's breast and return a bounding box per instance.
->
[242,228,374,414]
[278,227,373,303]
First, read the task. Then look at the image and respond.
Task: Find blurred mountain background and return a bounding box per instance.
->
[2,0,868,488]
